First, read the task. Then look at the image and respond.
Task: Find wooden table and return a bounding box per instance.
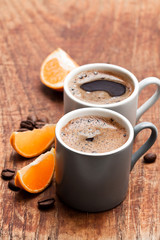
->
[0,0,160,239]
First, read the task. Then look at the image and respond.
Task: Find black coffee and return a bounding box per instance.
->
[68,71,134,104]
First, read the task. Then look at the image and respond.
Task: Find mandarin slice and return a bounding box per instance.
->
[40,48,79,91]
[10,124,56,158]
[15,148,55,193]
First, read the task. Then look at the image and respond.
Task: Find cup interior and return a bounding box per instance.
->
[64,63,139,107]
[56,108,134,156]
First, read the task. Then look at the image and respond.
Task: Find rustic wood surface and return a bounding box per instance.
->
[0,0,160,239]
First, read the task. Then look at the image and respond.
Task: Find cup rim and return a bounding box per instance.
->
[56,108,134,156]
[64,63,139,108]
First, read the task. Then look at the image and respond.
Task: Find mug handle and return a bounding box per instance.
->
[131,122,157,171]
[136,77,160,123]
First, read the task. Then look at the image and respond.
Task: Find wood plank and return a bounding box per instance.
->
[0,0,160,239]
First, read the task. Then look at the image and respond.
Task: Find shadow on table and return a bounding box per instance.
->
[10,151,36,164]
[39,84,63,102]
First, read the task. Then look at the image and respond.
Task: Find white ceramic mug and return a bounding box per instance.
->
[55,108,157,212]
[64,63,160,126]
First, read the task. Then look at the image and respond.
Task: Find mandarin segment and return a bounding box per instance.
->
[15,149,55,193]
[10,124,56,158]
[40,48,78,91]
[43,58,69,84]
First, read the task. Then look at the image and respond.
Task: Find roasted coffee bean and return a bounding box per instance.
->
[35,121,45,129]
[27,119,36,126]
[8,179,20,191]
[38,197,55,209]
[17,128,29,132]
[37,116,49,123]
[86,137,94,142]
[144,153,157,163]
[35,123,45,129]
[1,169,15,180]
[20,120,34,130]
[27,114,38,123]
[52,142,55,148]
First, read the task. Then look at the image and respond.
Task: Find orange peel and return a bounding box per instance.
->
[15,148,55,193]
[10,124,56,158]
[40,48,79,91]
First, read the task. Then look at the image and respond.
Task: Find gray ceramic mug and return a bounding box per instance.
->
[55,108,157,212]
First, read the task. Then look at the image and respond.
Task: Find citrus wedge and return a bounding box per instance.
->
[15,148,55,193]
[10,124,56,158]
[40,48,79,91]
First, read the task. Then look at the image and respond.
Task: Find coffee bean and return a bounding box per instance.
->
[27,114,38,123]
[144,153,157,163]
[35,123,45,129]
[1,169,15,180]
[17,128,29,132]
[37,116,49,123]
[35,121,45,129]
[38,197,55,209]
[20,120,34,130]
[27,119,35,125]
[8,179,20,191]
[52,142,55,148]
[86,137,94,142]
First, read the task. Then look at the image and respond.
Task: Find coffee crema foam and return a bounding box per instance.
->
[61,116,128,153]
[68,71,134,104]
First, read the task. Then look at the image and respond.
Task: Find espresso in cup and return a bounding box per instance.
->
[68,71,134,105]
[60,115,128,153]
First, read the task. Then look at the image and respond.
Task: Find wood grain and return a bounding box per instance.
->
[0,0,160,239]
